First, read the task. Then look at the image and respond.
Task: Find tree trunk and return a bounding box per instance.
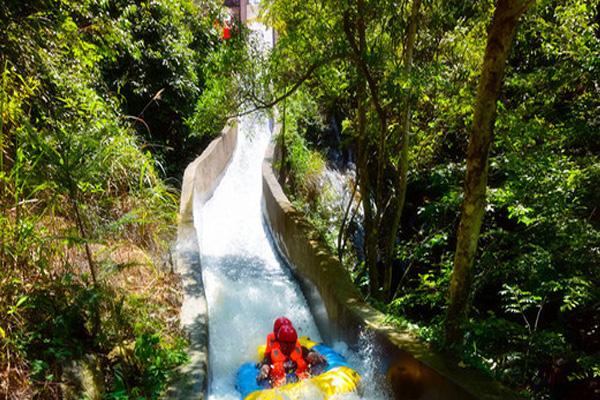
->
[71,189,101,337]
[356,76,380,298]
[72,195,97,287]
[0,62,17,271]
[0,63,6,271]
[340,195,360,260]
[445,0,534,344]
[337,176,358,262]
[382,0,422,301]
[356,0,380,298]
[279,99,287,183]
[343,4,381,298]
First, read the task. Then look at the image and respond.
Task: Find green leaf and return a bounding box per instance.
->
[15,295,29,308]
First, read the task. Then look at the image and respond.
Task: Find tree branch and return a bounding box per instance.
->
[225,57,334,119]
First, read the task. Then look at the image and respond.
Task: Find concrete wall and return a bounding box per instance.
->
[169,122,238,400]
[262,143,518,400]
[179,123,238,224]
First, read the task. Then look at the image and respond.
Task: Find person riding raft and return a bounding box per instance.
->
[257,317,326,387]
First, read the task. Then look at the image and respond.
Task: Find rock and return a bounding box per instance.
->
[61,354,105,400]
[108,340,136,366]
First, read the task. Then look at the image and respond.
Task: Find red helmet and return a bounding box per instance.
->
[273,316,292,335]
[277,324,297,343]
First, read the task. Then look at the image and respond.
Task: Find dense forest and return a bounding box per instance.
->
[252,0,599,398]
[0,0,244,397]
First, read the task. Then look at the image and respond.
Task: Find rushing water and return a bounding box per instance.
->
[194,22,391,400]
[199,110,316,399]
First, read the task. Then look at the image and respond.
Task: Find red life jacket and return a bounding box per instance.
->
[264,332,277,357]
[223,26,231,40]
[269,340,308,387]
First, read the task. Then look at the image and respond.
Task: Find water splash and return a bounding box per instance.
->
[339,329,392,400]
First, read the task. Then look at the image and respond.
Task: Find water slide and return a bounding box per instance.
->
[196,107,392,400]
[191,20,391,400]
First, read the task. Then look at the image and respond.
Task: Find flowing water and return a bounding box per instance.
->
[194,23,391,400]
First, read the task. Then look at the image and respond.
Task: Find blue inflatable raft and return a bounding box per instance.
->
[236,337,361,399]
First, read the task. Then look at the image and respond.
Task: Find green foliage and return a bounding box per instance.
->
[276,90,340,250]
[0,0,231,179]
[107,326,188,399]
[188,22,250,139]
[96,0,228,177]
[263,0,600,397]
[398,0,600,395]
[0,0,209,396]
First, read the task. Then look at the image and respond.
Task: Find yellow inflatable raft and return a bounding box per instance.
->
[236,337,361,399]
